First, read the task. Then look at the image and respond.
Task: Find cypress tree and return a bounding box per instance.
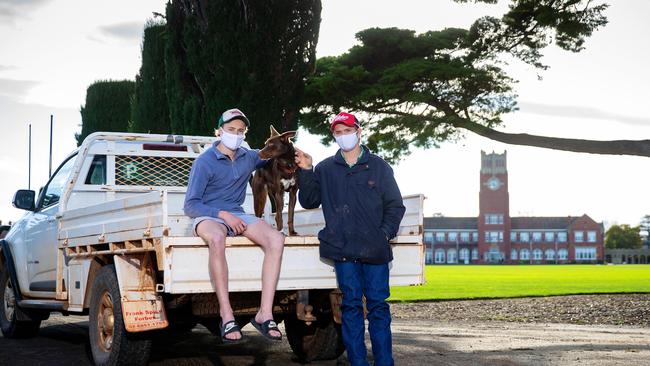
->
[130,21,170,134]
[77,80,135,146]
[164,0,321,147]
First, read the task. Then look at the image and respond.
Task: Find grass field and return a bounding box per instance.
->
[389,265,650,302]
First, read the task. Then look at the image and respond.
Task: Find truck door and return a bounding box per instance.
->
[24,155,76,292]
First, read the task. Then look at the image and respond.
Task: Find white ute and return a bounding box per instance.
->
[0,132,425,365]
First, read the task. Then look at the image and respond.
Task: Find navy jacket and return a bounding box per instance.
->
[298,146,406,264]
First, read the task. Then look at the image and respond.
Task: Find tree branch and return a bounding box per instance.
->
[452,118,650,157]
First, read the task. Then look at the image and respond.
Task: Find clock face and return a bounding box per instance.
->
[486,177,501,191]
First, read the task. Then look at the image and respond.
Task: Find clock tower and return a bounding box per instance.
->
[478,151,511,263]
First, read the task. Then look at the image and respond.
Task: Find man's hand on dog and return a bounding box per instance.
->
[218,211,247,235]
[294,148,313,170]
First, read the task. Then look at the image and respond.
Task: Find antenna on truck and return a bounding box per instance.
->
[28,123,32,190]
[49,114,53,177]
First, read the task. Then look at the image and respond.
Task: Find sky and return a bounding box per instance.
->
[0,0,649,228]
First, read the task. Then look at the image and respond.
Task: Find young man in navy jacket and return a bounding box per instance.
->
[295,112,406,366]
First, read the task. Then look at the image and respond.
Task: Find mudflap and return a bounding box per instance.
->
[113,253,168,332]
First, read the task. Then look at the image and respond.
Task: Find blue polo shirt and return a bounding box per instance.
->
[184,141,264,218]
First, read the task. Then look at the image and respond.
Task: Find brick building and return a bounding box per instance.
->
[424,151,605,264]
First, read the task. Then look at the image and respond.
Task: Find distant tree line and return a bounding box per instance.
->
[605,223,643,250]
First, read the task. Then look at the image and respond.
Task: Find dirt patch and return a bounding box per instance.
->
[391,294,650,326]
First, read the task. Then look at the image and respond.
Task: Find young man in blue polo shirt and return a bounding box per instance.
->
[294,112,406,366]
[184,108,285,343]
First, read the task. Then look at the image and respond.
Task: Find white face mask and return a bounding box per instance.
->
[335,131,359,152]
[220,129,245,150]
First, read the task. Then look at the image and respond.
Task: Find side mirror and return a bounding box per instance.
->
[12,189,35,211]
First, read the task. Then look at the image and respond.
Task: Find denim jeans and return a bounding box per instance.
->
[334,261,393,366]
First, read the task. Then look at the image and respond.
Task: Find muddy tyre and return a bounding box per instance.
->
[0,269,41,338]
[89,265,152,366]
[284,315,345,362]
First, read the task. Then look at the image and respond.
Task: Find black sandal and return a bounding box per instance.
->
[250,317,282,341]
[220,320,244,344]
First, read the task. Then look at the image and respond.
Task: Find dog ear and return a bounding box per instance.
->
[269,125,280,137]
[282,130,297,140]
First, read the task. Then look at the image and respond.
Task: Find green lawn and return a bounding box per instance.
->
[389,265,650,302]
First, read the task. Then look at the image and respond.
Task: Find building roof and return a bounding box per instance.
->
[424,217,478,230]
[510,217,576,230]
[424,216,599,231]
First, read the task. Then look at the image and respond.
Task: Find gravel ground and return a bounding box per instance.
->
[391,294,650,326]
[2,294,649,365]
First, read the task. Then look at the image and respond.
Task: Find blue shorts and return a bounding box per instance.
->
[193,213,261,237]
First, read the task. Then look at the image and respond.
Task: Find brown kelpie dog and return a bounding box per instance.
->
[252,126,299,235]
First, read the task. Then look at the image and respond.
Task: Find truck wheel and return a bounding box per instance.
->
[284,315,345,362]
[89,265,152,366]
[0,269,41,338]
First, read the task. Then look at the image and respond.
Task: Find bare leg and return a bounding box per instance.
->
[243,220,285,338]
[196,220,241,340]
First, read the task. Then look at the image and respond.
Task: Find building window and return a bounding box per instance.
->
[574,231,584,243]
[558,248,568,260]
[448,232,458,242]
[435,249,446,263]
[425,249,433,264]
[533,249,543,260]
[459,248,470,262]
[472,232,479,242]
[545,232,555,242]
[532,232,542,242]
[575,247,597,261]
[485,231,503,243]
[510,232,517,242]
[471,248,479,260]
[447,249,457,264]
[520,249,530,260]
[424,232,433,244]
[558,232,567,242]
[587,231,597,243]
[485,214,504,225]
[435,232,445,242]
[511,249,518,260]
[460,232,470,242]
[520,232,530,242]
[545,249,556,260]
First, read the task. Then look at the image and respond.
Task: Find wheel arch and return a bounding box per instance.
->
[0,239,23,302]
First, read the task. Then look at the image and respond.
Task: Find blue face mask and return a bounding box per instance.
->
[220,129,245,150]
[335,131,359,152]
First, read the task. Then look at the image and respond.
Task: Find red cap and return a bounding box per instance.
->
[330,112,360,131]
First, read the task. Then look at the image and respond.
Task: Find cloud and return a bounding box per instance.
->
[86,35,106,44]
[99,21,143,41]
[517,101,649,127]
[0,78,39,101]
[0,0,52,23]
[0,65,17,72]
